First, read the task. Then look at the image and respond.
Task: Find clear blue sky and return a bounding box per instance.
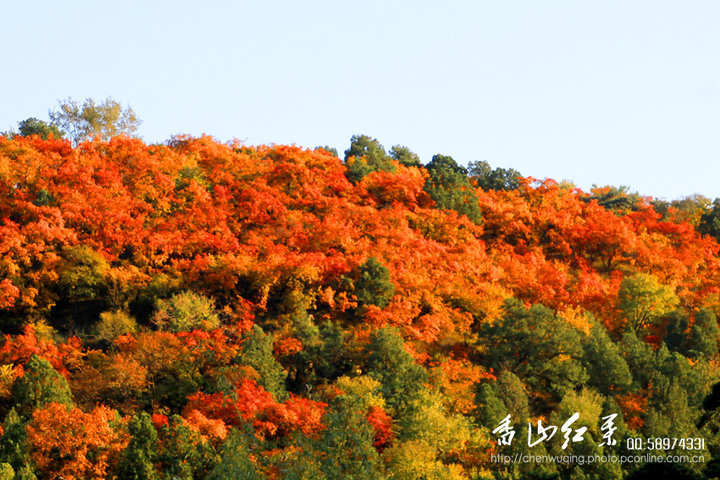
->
[2,1,718,200]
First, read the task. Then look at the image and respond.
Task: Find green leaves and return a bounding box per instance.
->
[344,134,396,183]
[354,257,395,309]
[49,97,141,145]
[699,198,720,242]
[17,118,63,141]
[424,154,482,224]
[365,327,427,419]
[11,355,73,416]
[116,412,160,480]
[468,160,521,191]
[57,245,109,303]
[477,300,587,408]
[206,429,265,480]
[617,273,678,333]
[239,325,288,401]
[152,291,220,333]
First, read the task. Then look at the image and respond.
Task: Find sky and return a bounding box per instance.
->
[1,0,719,200]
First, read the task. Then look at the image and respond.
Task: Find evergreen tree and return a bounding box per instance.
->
[239,325,288,401]
[468,160,522,191]
[476,371,530,427]
[157,415,217,480]
[315,395,384,480]
[687,308,719,359]
[582,322,633,394]
[206,429,264,480]
[424,154,482,224]
[698,198,720,242]
[365,327,427,420]
[664,309,690,354]
[0,409,30,473]
[354,257,395,309]
[17,118,63,140]
[344,134,395,183]
[477,299,586,408]
[284,314,353,392]
[116,412,160,480]
[620,331,655,390]
[475,382,507,428]
[11,356,73,416]
[389,145,421,167]
[314,145,338,157]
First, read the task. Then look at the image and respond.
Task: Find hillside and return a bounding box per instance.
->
[1,134,719,479]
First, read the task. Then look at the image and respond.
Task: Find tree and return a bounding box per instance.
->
[353,257,395,309]
[239,325,288,401]
[96,309,138,343]
[11,355,74,416]
[343,134,395,183]
[385,440,466,480]
[49,97,141,145]
[424,154,482,224]
[476,371,530,427]
[687,308,719,359]
[26,403,122,480]
[364,327,427,420]
[617,273,678,333]
[314,394,384,480]
[653,194,711,225]
[314,146,338,157]
[152,291,220,333]
[0,464,13,480]
[620,331,655,391]
[17,118,63,140]
[664,309,690,353]
[116,412,160,480]
[699,198,720,242]
[0,409,31,474]
[156,415,218,480]
[584,185,643,214]
[206,429,264,480]
[389,145,421,167]
[476,299,586,409]
[284,314,354,392]
[665,308,720,359]
[57,245,108,303]
[468,160,521,191]
[581,321,633,394]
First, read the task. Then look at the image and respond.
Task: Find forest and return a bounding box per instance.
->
[2,125,720,479]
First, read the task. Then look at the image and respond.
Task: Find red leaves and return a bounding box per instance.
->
[0,278,19,309]
[27,402,124,480]
[152,413,169,429]
[616,392,649,431]
[183,378,327,440]
[366,405,393,451]
[273,337,303,357]
[0,325,81,376]
[361,164,431,209]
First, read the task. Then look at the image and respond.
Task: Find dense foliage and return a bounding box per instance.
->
[1,133,720,479]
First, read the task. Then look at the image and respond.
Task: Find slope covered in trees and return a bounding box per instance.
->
[1,133,720,479]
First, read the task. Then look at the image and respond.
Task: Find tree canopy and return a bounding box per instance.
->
[49,97,141,145]
[0,132,718,479]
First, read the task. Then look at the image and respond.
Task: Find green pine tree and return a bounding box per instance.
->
[11,355,73,417]
[116,412,160,480]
